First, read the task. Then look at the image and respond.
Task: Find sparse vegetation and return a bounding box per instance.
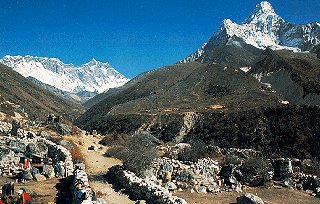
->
[178,140,216,162]
[105,134,158,177]
[240,157,271,186]
[99,133,130,146]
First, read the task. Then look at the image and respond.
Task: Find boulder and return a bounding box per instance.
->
[195,185,207,193]
[237,193,264,204]
[9,140,26,153]
[88,145,98,151]
[34,174,47,181]
[59,140,75,149]
[164,182,177,191]
[57,124,72,135]
[26,142,48,157]
[42,165,55,179]
[24,171,33,180]
[273,158,293,180]
[10,120,21,136]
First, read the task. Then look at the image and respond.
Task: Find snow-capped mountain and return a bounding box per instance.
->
[181,1,320,63]
[0,55,129,95]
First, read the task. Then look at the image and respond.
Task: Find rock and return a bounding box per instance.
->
[10,120,21,136]
[42,165,55,179]
[34,174,47,181]
[273,158,293,180]
[26,142,48,157]
[88,145,98,151]
[56,123,72,135]
[164,182,177,191]
[59,140,75,149]
[237,193,264,204]
[195,186,207,193]
[235,184,242,193]
[9,140,26,153]
[24,171,33,180]
[207,182,220,193]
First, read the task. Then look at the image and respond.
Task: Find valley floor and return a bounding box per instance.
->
[70,135,135,204]
[175,187,320,204]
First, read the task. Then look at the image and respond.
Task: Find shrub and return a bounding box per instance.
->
[240,157,272,186]
[178,140,218,162]
[106,133,158,177]
[99,133,130,146]
[69,145,85,163]
[221,155,241,166]
[178,140,207,162]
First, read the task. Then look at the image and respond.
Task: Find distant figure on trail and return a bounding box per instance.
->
[16,188,32,204]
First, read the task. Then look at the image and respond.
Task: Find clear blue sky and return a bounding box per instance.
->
[0,0,319,78]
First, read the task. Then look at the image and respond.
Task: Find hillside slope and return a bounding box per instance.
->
[75,62,282,135]
[0,64,84,120]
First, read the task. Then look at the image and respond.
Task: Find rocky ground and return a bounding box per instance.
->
[175,187,320,204]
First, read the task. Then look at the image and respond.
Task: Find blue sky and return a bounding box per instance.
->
[0,0,319,78]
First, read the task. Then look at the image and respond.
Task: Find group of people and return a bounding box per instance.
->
[0,182,32,204]
[18,156,66,184]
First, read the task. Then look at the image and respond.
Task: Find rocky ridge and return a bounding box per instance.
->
[181,1,320,63]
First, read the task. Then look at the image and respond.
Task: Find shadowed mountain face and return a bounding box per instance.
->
[0,64,84,120]
[75,62,282,134]
[76,62,320,159]
[250,49,320,105]
[76,1,320,159]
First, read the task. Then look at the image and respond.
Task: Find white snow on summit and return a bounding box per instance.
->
[219,1,320,51]
[0,55,129,94]
[181,1,320,62]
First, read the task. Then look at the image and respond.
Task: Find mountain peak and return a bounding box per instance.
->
[0,55,129,94]
[244,1,280,24]
[256,1,275,14]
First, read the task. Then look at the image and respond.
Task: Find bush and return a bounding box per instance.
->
[240,157,272,186]
[99,133,130,146]
[106,133,158,177]
[69,145,85,163]
[221,155,241,166]
[178,140,218,162]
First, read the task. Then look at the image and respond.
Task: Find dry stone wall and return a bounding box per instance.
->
[108,166,188,204]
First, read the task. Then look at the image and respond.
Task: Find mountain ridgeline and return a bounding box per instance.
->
[76,1,320,159]
[0,55,129,103]
[0,63,84,120]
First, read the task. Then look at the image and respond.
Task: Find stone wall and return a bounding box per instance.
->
[71,169,96,204]
[107,166,188,204]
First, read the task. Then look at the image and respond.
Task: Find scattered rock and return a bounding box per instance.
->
[164,182,177,191]
[195,185,207,193]
[42,165,55,179]
[59,140,75,149]
[88,144,98,151]
[34,174,47,181]
[237,193,264,204]
[26,142,48,157]
[9,140,26,153]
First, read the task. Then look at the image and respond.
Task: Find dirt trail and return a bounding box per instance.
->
[74,135,135,204]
